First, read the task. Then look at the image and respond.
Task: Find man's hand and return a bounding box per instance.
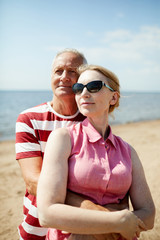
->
[65,192,123,240]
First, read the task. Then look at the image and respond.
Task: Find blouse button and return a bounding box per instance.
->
[105,144,109,150]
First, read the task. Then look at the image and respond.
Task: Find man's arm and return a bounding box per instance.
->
[18,156,43,195]
[18,157,126,240]
[103,193,129,211]
[18,155,129,212]
[66,191,121,240]
[66,190,129,212]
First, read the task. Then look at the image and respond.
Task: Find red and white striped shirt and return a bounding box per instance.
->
[16,102,85,240]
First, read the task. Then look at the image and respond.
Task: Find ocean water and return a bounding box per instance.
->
[0,90,160,141]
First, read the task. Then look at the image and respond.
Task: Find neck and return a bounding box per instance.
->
[50,96,78,116]
[88,114,110,140]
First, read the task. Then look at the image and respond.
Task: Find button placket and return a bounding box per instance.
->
[103,145,111,187]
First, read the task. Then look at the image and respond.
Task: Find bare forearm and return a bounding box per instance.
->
[38,203,122,234]
[65,191,109,212]
[18,157,42,196]
[65,192,120,240]
[25,175,39,195]
[66,191,129,212]
[38,203,143,240]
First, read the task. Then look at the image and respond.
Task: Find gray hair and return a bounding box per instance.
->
[54,48,87,65]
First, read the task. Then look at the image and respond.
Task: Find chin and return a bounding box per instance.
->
[80,110,93,117]
[56,90,75,98]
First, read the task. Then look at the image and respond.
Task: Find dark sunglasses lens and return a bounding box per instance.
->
[72,81,103,94]
[72,83,84,94]
[87,81,103,93]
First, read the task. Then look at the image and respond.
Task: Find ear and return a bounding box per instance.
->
[110,92,119,105]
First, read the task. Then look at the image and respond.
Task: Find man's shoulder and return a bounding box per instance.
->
[16,102,51,123]
[20,102,49,114]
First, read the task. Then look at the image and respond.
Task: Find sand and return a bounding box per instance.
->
[0,120,160,240]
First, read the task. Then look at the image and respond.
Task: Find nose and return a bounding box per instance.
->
[80,86,90,97]
[60,70,69,81]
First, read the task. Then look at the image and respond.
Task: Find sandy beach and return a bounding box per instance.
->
[0,120,160,240]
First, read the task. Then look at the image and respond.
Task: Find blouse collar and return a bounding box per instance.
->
[82,118,116,148]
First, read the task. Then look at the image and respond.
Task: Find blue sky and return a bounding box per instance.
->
[1,0,160,92]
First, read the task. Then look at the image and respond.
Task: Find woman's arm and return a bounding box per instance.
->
[129,146,156,230]
[37,129,145,239]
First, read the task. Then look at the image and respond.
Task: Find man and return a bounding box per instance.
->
[16,49,126,240]
[16,49,87,239]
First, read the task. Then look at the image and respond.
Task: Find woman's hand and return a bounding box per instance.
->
[119,210,146,240]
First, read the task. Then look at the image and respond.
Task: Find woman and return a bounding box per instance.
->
[37,65,155,240]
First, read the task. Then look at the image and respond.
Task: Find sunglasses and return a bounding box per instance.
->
[72,80,114,94]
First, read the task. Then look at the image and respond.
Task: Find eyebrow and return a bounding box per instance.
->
[54,66,78,70]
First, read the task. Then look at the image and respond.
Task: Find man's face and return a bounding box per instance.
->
[51,52,83,99]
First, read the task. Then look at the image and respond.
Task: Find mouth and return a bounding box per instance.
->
[59,85,71,88]
[81,102,94,105]
[58,85,73,91]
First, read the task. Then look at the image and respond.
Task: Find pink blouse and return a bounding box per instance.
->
[67,118,132,205]
[46,118,133,240]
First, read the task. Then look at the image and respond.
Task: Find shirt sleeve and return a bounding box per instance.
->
[15,112,42,160]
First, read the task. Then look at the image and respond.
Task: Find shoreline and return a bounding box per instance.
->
[1,118,160,143]
[0,119,160,239]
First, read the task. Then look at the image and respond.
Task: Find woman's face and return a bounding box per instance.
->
[75,70,118,118]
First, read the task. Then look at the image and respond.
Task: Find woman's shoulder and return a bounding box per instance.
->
[49,127,71,142]
[112,133,130,150]
[67,121,83,134]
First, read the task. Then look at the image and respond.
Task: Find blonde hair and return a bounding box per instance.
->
[78,64,120,113]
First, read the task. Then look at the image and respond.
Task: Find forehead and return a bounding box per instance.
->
[78,70,107,83]
[53,52,83,69]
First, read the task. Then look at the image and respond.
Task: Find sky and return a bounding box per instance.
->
[1,0,160,92]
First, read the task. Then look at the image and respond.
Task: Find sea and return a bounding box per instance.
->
[0,90,160,142]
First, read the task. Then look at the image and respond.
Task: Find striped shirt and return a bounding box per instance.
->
[16,102,85,240]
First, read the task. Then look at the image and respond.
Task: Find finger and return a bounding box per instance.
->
[137,218,147,231]
[62,230,69,234]
[135,228,141,238]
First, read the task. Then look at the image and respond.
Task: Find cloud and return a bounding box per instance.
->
[85,26,160,57]
[45,26,160,91]
[81,26,160,91]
